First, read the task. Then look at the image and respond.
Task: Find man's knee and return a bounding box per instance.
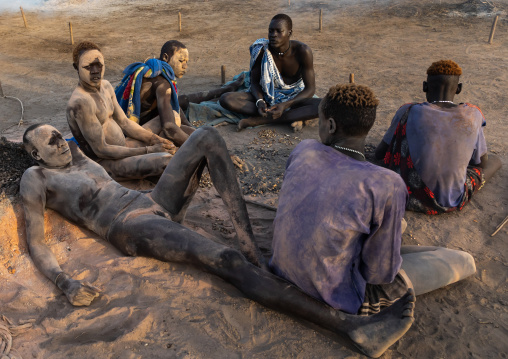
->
[192,126,224,151]
[219,92,234,108]
[216,248,248,271]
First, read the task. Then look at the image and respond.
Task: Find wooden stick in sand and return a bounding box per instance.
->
[349,73,355,83]
[488,15,499,44]
[491,214,508,237]
[221,65,226,85]
[288,0,290,6]
[69,22,74,45]
[20,7,28,28]
[178,12,182,32]
[319,9,323,32]
[0,80,4,98]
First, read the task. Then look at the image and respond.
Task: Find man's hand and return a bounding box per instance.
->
[267,103,287,120]
[256,100,269,118]
[59,275,100,306]
[149,135,176,154]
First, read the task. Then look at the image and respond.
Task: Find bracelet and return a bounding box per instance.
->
[54,272,64,285]
[255,99,266,107]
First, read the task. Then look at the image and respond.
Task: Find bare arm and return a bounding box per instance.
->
[106,81,176,149]
[20,169,99,306]
[67,94,173,160]
[250,49,269,117]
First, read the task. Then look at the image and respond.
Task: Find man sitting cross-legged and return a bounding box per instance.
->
[375,60,501,214]
[22,123,414,358]
[66,41,176,181]
[269,83,476,355]
[115,40,245,146]
[219,13,320,131]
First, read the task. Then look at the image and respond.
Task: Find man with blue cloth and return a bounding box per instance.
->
[219,14,321,131]
[116,40,245,146]
[67,41,176,181]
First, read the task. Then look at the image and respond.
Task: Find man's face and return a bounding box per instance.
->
[78,49,105,88]
[268,19,291,48]
[168,48,189,78]
[29,125,72,168]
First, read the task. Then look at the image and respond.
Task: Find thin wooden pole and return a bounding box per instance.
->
[0,80,4,97]
[288,0,290,6]
[69,22,74,45]
[20,7,28,28]
[319,9,323,32]
[349,73,355,83]
[488,15,499,44]
[221,65,226,85]
[178,12,182,32]
[491,214,508,237]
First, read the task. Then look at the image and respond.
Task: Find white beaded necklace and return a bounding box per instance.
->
[333,144,366,160]
[431,100,454,104]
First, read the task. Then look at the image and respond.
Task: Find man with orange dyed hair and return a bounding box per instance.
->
[375,60,501,214]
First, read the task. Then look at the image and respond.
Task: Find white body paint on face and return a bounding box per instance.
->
[169,48,189,78]
[78,49,105,88]
[29,125,72,168]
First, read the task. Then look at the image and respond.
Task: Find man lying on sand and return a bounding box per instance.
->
[375,60,501,214]
[269,84,476,355]
[66,41,175,181]
[219,14,320,131]
[23,123,413,358]
[115,40,244,146]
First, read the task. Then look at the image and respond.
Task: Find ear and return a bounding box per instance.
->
[423,81,428,93]
[31,149,41,161]
[73,63,78,71]
[456,83,462,95]
[161,53,170,63]
[289,29,293,37]
[328,118,337,134]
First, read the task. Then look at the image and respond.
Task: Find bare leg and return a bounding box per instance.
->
[109,214,416,358]
[100,153,172,181]
[400,246,476,296]
[482,153,502,182]
[237,98,321,130]
[179,73,245,111]
[219,91,259,116]
[150,127,265,267]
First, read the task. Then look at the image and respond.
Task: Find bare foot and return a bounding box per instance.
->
[230,155,245,170]
[60,276,100,306]
[237,117,263,131]
[347,289,416,358]
[291,121,303,132]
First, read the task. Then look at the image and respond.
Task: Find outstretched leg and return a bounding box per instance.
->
[150,127,265,267]
[400,245,476,295]
[100,153,172,181]
[179,73,245,111]
[110,214,415,358]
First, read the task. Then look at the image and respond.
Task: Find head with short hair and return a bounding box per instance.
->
[423,60,463,102]
[23,124,72,167]
[72,41,104,88]
[72,41,101,66]
[271,14,293,31]
[319,84,379,143]
[159,40,189,78]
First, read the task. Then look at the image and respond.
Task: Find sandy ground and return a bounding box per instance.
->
[1,0,508,358]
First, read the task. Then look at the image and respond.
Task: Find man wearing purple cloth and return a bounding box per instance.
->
[374,60,501,214]
[270,84,476,351]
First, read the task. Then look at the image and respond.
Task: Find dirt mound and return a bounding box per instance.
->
[0,138,36,196]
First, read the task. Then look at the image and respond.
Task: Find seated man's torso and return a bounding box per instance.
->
[139,76,165,125]
[383,102,486,207]
[270,140,407,314]
[67,80,127,159]
[269,41,305,85]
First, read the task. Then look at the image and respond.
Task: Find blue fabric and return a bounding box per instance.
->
[249,38,305,107]
[115,58,179,123]
[270,140,407,314]
[382,102,487,207]
[66,137,79,146]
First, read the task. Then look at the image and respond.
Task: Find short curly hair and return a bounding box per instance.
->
[320,84,379,136]
[427,60,462,76]
[72,41,101,65]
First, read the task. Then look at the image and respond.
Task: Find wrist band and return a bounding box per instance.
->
[54,272,64,285]
[256,99,266,107]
